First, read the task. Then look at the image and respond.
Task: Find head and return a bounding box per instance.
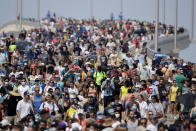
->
[46,94,52,102]
[138,95,144,102]
[55,87,60,95]
[158,123,166,131]
[23,91,30,100]
[151,95,159,103]
[34,87,40,95]
[139,118,147,128]
[39,120,47,131]
[128,110,135,119]
[173,80,177,86]
[88,96,94,104]
[21,79,26,86]
[147,79,152,86]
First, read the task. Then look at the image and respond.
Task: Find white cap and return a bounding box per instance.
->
[1,119,11,127]
[72,122,82,130]
[183,63,187,66]
[85,62,91,65]
[19,71,24,74]
[77,109,84,114]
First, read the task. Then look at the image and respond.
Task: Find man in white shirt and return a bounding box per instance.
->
[44,80,56,93]
[16,91,33,121]
[147,79,159,102]
[18,79,31,98]
[39,93,59,116]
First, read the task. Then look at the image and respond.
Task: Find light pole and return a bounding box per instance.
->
[37,0,40,25]
[191,0,194,41]
[90,0,94,19]
[120,0,123,15]
[155,0,159,52]
[16,0,18,29]
[174,0,178,51]
[162,0,165,24]
[19,0,22,32]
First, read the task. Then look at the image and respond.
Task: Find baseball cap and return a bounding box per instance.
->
[39,108,50,114]
[23,91,29,96]
[97,111,104,120]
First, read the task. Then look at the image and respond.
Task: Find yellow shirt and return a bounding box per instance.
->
[120,86,130,100]
[170,86,179,102]
[67,108,77,118]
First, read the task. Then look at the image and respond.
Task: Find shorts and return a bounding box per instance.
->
[170,101,176,104]
[96,84,101,92]
[162,101,167,109]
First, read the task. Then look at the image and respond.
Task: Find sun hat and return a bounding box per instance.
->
[9,88,21,96]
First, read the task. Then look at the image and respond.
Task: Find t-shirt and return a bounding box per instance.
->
[16,99,33,119]
[18,85,31,98]
[170,86,179,102]
[120,86,130,100]
[127,119,138,131]
[147,124,157,131]
[148,103,163,116]
[175,74,186,87]
[148,85,159,101]
[158,86,168,101]
[93,71,106,86]
[177,86,190,95]
[138,101,148,118]
[67,108,77,118]
[39,102,59,114]
[5,96,22,116]
[68,87,78,99]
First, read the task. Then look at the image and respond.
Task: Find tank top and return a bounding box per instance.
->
[170,86,179,102]
[34,94,42,113]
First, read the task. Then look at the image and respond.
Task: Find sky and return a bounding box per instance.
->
[0,0,196,61]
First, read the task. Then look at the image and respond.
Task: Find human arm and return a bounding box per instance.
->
[54,103,59,114]
[64,68,73,77]
[16,102,21,120]
[190,108,194,118]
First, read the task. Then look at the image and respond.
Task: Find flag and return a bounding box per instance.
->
[46,11,51,20]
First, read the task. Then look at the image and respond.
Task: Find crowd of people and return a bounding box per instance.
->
[0,14,193,131]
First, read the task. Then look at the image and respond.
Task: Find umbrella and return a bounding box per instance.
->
[177,93,196,108]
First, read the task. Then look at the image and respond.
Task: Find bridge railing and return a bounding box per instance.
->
[146,29,190,59]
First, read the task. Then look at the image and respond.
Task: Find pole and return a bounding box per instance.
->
[120,0,123,14]
[174,0,178,50]
[163,0,165,24]
[90,0,93,19]
[191,0,194,41]
[37,0,40,25]
[155,0,159,52]
[16,0,18,29]
[19,0,22,32]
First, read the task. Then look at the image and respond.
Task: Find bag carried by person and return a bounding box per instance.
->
[151,103,163,118]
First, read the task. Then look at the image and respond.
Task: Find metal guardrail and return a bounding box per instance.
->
[147,29,190,59]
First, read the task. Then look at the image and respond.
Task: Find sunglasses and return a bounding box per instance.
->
[35,90,40,92]
[140,122,147,125]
